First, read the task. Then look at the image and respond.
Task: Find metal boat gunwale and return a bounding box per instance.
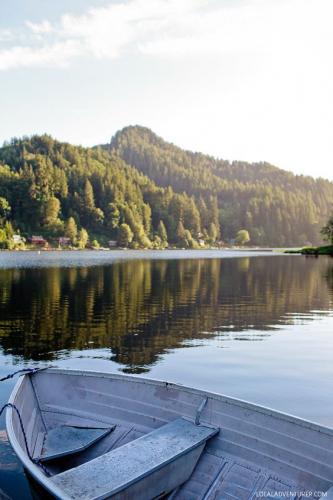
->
[32,368,333,435]
[6,374,66,499]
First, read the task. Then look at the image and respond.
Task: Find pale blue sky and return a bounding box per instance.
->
[1,0,332,179]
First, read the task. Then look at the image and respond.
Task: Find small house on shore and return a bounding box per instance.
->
[13,235,24,244]
[29,235,47,246]
[58,237,71,247]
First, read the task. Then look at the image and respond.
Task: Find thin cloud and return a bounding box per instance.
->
[0,41,80,71]
[0,0,203,70]
[25,20,54,35]
[0,29,15,42]
[0,0,332,70]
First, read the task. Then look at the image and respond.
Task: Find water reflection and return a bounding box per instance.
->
[0,256,332,373]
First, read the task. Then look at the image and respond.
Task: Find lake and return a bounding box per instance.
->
[0,250,333,499]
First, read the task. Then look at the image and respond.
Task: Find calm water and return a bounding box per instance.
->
[0,250,333,498]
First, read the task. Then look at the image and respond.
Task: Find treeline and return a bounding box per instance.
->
[1,127,333,248]
[0,135,219,248]
[110,126,333,246]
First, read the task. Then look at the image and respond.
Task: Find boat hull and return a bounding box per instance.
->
[6,369,333,499]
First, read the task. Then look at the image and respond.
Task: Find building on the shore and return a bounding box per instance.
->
[58,237,71,246]
[108,240,117,248]
[13,234,24,244]
[29,235,47,246]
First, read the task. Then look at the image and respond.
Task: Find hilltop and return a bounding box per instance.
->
[109,126,333,246]
[0,126,332,249]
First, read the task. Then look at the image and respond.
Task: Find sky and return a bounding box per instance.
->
[0,0,332,180]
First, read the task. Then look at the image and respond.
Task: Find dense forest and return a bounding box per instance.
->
[110,126,333,246]
[0,125,333,248]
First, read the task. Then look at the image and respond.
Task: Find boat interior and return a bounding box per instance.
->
[8,369,333,499]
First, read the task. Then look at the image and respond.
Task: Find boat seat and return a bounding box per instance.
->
[39,425,114,462]
[51,417,219,500]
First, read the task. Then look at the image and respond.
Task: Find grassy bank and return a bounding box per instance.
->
[285,245,333,255]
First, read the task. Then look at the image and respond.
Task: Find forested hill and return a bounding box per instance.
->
[0,134,219,249]
[0,128,332,249]
[110,126,333,246]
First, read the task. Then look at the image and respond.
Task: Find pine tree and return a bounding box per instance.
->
[65,217,78,244]
[176,220,185,243]
[0,197,11,221]
[43,197,60,227]
[117,223,134,247]
[157,220,168,243]
[77,228,89,249]
[208,222,218,243]
[1,130,333,247]
[321,214,333,244]
[84,179,95,209]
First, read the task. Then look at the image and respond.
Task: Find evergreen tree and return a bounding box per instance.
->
[235,229,250,245]
[183,229,194,248]
[208,222,218,243]
[157,220,168,243]
[65,217,78,244]
[4,221,14,239]
[176,220,186,246]
[43,197,61,231]
[106,203,120,230]
[1,129,333,248]
[0,197,11,221]
[84,179,95,209]
[321,214,333,244]
[77,228,89,249]
[117,223,133,247]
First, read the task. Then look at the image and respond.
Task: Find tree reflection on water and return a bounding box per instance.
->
[0,256,332,373]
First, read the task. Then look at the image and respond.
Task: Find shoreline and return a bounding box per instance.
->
[0,248,283,270]
[285,245,333,256]
[0,246,280,253]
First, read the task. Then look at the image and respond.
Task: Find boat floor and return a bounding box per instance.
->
[36,418,302,499]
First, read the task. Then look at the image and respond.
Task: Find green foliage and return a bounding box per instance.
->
[208,222,218,244]
[0,134,204,248]
[117,223,134,247]
[157,220,168,248]
[91,239,100,249]
[65,217,78,244]
[316,245,333,255]
[109,126,333,246]
[0,197,11,221]
[176,220,186,247]
[77,228,89,249]
[183,229,194,248]
[1,128,333,249]
[295,245,333,255]
[84,179,95,209]
[235,229,250,245]
[42,196,63,235]
[0,221,14,249]
[321,214,333,244]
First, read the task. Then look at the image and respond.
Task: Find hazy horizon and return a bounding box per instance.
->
[1,0,332,180]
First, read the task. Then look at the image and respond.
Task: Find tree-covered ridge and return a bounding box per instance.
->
[1,127,333,248]
[0,134,218,248]
[110,125,333,246]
